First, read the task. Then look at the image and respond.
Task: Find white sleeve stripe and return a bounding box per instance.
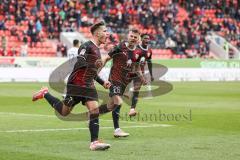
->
[79,48,86,56]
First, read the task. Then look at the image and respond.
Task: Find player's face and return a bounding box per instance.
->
[127,31,139,46]
[97,26,109,45]
[142,35,150,46]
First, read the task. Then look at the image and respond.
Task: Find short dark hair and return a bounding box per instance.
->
[141,33,150,39]
[73,39,79,46]
[129,28,140,34]
[90,21,105,34]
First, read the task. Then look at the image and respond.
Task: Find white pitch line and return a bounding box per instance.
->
[0,112,55,118]
[0,112,173,126]
[102,119,157,125]
[0,124,172,133]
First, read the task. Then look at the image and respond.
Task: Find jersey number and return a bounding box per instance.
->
[113,86,121,94]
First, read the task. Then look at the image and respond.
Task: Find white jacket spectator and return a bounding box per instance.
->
[165,37,176,48]
[20,43,28,57]
[67,39,80,59]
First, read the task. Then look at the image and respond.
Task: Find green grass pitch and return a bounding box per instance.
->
[0,82,239,160]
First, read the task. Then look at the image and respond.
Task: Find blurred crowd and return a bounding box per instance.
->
[0,0,240,58]
[179,0,240,57]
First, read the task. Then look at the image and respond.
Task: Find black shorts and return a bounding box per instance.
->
[63,84,98,107]
[109,81,127,97]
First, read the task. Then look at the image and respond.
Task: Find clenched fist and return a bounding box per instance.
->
[95,59,103,68]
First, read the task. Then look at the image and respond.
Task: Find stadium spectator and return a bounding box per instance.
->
[180,0,240,53]
[198,42,208,58]
[229,48,235,59]
[187,45,198,58]
[61,44,67,57]
[165,37,176,49]
[59,9,66,21]
[237,41,240,50]
[175,34,186,56]
[0,19,6,30]
[23,35,28,44]
[36,0,41,11]
[0,0,239,58]
[29,28,38,47]
[36,19,43,33]
[15,10,23,25]
[44,0,51,11]
[7,47,17,56]
[20,36,28,57]
[48,21,55,39]
[75,10,81,28]
[56,42,62,57]
[235,8,240,21]
[0,48,4,56]
[10,25,18,36]
[1,36,7,56]
[223,41,230,54]
[57,42,67,57]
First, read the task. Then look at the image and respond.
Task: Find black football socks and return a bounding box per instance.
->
[131,91,139,109]
[44,93,63,114]
[112,104,121,129]
[89,113,99,142]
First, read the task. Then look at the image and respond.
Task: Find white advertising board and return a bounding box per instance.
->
[0,57,240,82]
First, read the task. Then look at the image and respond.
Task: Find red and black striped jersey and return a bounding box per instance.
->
[137,44,152,60]
[135,44,152,73]
[108,42,138,85]
[67,41,101,87]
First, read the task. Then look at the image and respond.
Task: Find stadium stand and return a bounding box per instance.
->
[0,0,239,58]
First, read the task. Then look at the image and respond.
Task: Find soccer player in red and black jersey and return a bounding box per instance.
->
[102,29,146,137]
[128,33,154,116]
[32,22,112,151]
